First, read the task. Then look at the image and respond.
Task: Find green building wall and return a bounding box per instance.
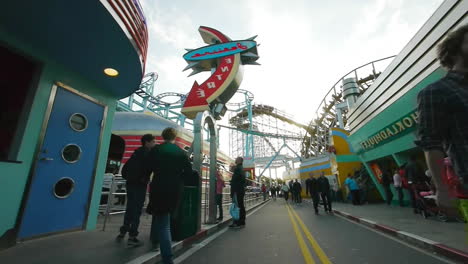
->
[348,68,446,202]
[0,27,118,237]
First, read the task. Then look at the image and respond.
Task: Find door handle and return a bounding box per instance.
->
[40,157,54,161]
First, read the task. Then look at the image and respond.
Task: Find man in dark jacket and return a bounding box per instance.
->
[117,134,155,246]
[318,172,332,213]
[381,169,393,205]
[293,179,302,203]
[230,157,246,228]
[149,128,192,264]
[306,173,320,214]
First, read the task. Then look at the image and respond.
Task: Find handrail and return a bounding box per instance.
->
[313,55,396,117]
[101,175,264,230]
[301,56,396,157]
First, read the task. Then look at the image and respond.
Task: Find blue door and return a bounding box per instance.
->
[19,86,105,239]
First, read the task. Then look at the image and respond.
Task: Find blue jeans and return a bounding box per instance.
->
[152,213,173,264]
[120,184,147,237]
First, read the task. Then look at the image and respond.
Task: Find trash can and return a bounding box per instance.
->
[171,186,199,241]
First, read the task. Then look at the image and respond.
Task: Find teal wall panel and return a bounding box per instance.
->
[348,68,446,161]
[0,27,118,236]
[348,68,447,204]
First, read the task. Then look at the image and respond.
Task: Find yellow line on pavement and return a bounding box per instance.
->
[286,205,316,264]
[289,205,332,264]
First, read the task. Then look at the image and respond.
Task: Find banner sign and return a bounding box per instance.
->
[181,26,259,119]
[358,110,419,153]
[183,41,257,61]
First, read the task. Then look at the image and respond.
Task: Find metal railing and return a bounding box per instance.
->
[100,174,265,230]
[100,175,149,231]
[301,56,396,157]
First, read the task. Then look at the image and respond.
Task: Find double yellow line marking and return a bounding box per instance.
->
[286,205,332,264]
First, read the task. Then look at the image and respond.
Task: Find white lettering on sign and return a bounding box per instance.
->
[225,58,232,64]
[196,89,206,98]
[216,74,223,81]
[403,117,413,128]
[207,82,216,89]
[221,66,229,72]
[359,111,419,151]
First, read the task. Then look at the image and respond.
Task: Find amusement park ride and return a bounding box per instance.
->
[116,25,396,183]
[300,56,396,158]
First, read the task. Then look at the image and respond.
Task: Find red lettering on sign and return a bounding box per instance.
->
[182,54,235,111]
[190,42,248,59]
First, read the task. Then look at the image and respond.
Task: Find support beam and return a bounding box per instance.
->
[192,111,218,228]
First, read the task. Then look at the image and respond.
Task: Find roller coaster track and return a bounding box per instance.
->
[229,104,312,135]
[219,124,303,141]
[301,56,396,158]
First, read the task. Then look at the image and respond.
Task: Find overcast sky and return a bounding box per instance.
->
[139,0,443,158]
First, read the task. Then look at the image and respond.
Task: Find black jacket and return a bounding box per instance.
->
[305,178,319,196]
[122,146,152,185]
[293,181,302,193]
[230,164,246,195]
[149,143,192,215]
[318,176,330,193]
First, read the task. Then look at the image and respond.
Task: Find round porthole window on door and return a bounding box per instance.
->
[69,113,88,132]
[62,144,82,163]
[54,177,75,199]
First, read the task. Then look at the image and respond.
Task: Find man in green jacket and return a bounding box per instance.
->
[149,128,192,264]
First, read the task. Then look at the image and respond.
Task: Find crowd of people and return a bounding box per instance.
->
[116,129,191,264]
[109,25,468,263]
[113,129,250,264]
[260,179,303,204]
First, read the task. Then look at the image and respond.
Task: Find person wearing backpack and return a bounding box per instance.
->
[117,134,155,246]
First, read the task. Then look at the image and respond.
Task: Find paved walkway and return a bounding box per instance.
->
[1,200,464,264]
[179,200,452,264]
[331,202,468,253]
[0,198,266,264]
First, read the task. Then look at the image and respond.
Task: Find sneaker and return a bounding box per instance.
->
[229,223,241,229]
[151,243,160,251]
[116,233,125,242]
[127,237,143,247]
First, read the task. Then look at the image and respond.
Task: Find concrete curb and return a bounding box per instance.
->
[138,199,270,264]
[333,209,468,263]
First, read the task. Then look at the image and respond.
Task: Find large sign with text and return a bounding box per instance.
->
[183,41,257,61]
[358,110,418,153]
[181,26,259,119]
